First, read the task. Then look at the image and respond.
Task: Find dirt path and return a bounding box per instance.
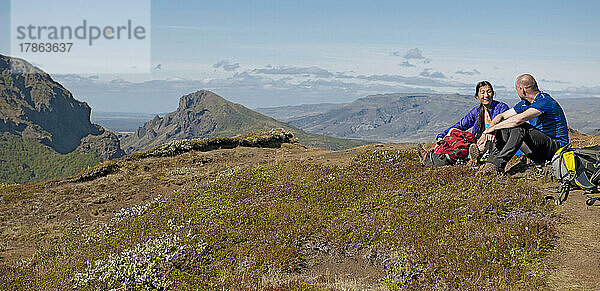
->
[548,190,600,290]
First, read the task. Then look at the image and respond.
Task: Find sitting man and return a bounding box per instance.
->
[478,74,569,174]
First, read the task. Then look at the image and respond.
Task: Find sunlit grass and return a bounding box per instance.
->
[1,149,556,289]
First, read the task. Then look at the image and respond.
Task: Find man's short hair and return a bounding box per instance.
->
[517,74,539,92]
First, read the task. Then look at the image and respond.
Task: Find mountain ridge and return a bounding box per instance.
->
[0,54,124,183]
[121,90,371,153]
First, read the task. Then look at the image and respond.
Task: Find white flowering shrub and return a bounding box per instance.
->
[72,234,187,290]
[81,196,165,244]
[112,195,164,224]
[209,166,242,184]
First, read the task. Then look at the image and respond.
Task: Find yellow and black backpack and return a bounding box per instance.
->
[551,144,600,205]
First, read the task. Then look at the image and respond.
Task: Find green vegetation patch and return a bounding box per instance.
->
[127,128,295,161]
[1,149,556,289]
[0,133,101,184]
[53,129,295,185]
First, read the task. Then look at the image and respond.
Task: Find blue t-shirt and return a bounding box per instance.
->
[513,92,569,147]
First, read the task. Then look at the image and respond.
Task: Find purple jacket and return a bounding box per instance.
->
[437,100,509,139]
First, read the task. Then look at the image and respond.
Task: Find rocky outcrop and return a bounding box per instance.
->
[77,126,126,160]
[0,54,124,158]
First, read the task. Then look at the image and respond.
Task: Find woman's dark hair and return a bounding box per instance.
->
[474,81,494,139]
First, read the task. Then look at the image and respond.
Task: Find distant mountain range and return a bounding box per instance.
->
[550,98,600,135]
[120,90,371,153]
[254,103,344,123]
[0,54,124,183]
[255,95,600,142]
[257,93,477,142]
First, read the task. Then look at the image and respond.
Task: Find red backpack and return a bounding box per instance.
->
[423,128,477,166]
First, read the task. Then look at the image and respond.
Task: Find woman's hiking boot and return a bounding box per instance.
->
[468,143,480,167]
[417,144,428,164]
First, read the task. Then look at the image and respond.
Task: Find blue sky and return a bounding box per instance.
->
[1,0,600,112]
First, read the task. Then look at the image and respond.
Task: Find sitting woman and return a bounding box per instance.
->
[425,81,509,165]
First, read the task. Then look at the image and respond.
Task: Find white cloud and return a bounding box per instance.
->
[337,73,463,87]
[419,68,446,79]
[252,66,333,78]
[403,48,425,60]
[392,48,431,65]
[53,61,476,112]
[399,61,415,68]
[540,79,570,84]
[213,60,240,72]
[559,85,600,96]
[455,69,480,76]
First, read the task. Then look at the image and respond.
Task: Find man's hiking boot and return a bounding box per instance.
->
[506,156,529,175]
[477,162,503,176]
[468,144,480,167]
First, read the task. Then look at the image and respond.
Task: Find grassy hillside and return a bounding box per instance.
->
[0,133,102,184]
[0,134,556,289]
